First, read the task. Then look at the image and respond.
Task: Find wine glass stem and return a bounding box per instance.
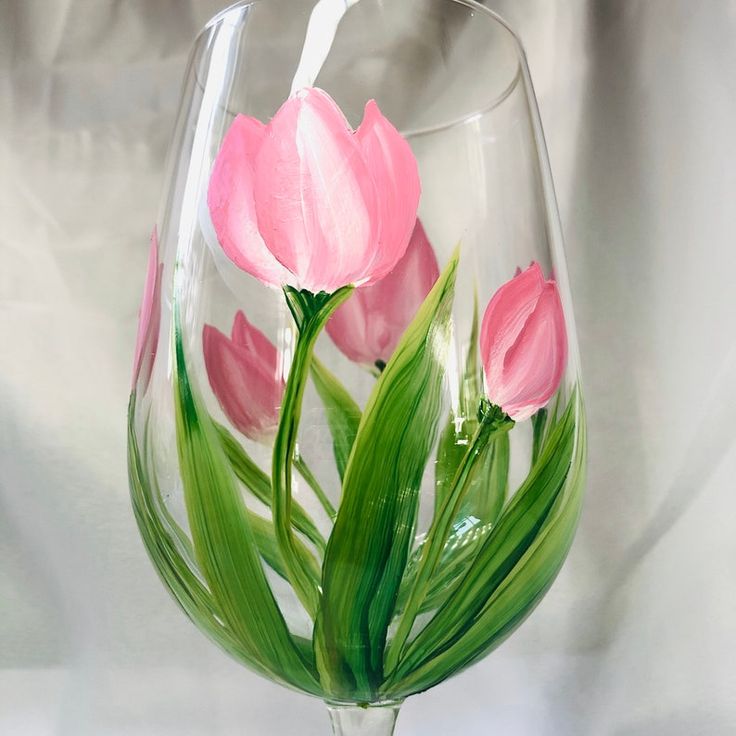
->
[327,703,401,736]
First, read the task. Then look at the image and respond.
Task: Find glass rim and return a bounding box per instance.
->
[190,0,529,137]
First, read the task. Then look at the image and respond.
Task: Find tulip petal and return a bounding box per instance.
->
[356,100,421,283]
[480,263,545,369]
[253,88,378,293]
[230,310,280,374]
[497,284,567,420]
[133,227,162,388]
[480,262,567,420]
[326,220,439,365]
[203,321,284,442]
[207,114,292,286]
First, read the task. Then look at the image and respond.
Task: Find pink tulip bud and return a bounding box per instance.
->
[326,220,439,367]
[202,311,284,442]
[132,227,162,389]
[207,87,420,294]
[480,262,567,421]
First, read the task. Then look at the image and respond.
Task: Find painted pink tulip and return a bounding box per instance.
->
[480,262,567,421]
[326,219,439,367]
[132,227,162,389]
[203,311,284,442]
[207,87,421,293]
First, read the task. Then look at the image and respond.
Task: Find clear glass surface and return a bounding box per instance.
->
[128,1,586,733]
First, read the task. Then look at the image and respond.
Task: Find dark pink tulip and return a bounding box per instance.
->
[326,220,439,366]
[480,262,567,421]
[203,311,284,442]
[207,87,420,293]
[132,227,162,390]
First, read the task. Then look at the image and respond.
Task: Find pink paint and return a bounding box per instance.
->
[207,116,292,286]
[480,262,567,421]
[207,88,420,293]
[203,311,284,442]
[326,219,439,366]
[354,100,422,283]
[132,227,162,390]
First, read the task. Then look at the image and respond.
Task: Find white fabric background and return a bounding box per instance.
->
[1,1,735,734]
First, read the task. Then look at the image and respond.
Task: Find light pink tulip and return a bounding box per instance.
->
[326,220,439,366]
[203,311,284,442]
[207,87,420,293]
[480,262,567,421]
[132,227,162,389]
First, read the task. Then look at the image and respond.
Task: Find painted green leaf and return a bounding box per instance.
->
[172,317,320,694]
[128,396,270,676]
[531,407,548,465]
[394,424,511,621]
[386,402,513,673]
[314,251,459,702]
[216,422,327,553]
[294,454,337,521]
[434,297,508,525]
[129,394,318,684]
[311,355,362,481]
[394,519,494,618]
[436,426,510,526]
[247,510,321,585]
[385,389,585,697]
[412,522,494,614]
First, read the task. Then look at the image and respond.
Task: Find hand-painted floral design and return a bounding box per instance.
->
[203,311,284,442]
[326,219,439,368]
[132,227,162,390]
[207,87,421,294]
[132,75,586,715]
[480,262,567,420]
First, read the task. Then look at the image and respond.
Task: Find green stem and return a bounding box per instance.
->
[384,401,513,674]
[295,455,337,521]
[531,408,548,466]
[272,286,353,619]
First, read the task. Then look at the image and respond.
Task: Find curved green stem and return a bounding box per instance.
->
[272,286,353,618]
[384,401,513,674]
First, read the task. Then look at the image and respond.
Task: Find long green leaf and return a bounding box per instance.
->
[394,431,510,622]
[216,422,327,553]
[386,403,513,673]
[128,396,268,675]
[247,511,321,584]
[531,408,548,465]
[485,431,511,523]
[385,389,585,696]
[388,407,585,696]
[314,251,459,702]
[195,424,320,583]
[434,296,508,524]
[311,355,362,481]
[130,394,319,683]
[294,454,337,521]
[394,519,493,618]
[172,315,320,694]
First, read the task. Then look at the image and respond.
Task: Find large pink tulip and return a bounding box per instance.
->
[203,311,284,442]
[132,227,162,390]
[480,262,567,421]
[326,219,439,367]
[207,88,421,294]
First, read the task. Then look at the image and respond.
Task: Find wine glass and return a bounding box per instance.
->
[127,1,586,734]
